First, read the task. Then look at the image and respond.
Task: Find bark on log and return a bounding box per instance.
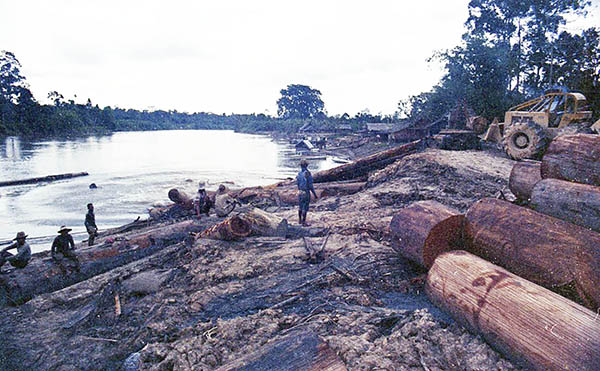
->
[236,182,365,205]
[239,208,288,237]
[216,329,347,371]
[427,251,600,371]
[541,134,600,186]
[312,140,423,183]
[464,198,600,310]
[389,200,464,269]
[168,188,194,210]
[531,178,600,232]
[0,172,89,187]
[0,220,204,306]
[198,215,251,241]
[508,160,541,201]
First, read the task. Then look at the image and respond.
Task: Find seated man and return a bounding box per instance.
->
[195,188,213,218]
[51,226,81,274]
[0,232,31,273]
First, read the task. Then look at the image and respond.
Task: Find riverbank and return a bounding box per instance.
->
[0,138,519,370]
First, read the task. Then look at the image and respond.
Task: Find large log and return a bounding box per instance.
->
[426,251,600,371]
[0,220,204,306]
[0,172,88,187]
[312,140,423,183]
[508,160,541,201]
[531,178,600,232]
[198,215,251,241]
[237,182,365,205]
[389,200,464,269]
[541,134,600,186]
[239,208,288,237]
[464,198,600,310]
[168,188,194,210]
[216,329,346,371]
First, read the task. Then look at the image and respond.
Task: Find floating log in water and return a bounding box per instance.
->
[531,178,600,232]
[0,172,89,187]
[426,251,600,371]
[389,200,464,269]
[216,329,347,371]
[0,220,204,306]
[464,198,600,310]
[312,140,423,183]
[168,188,194,210]
[508,160,541,202]
[239,208,288,237]
[541,134,600,186]
[198,215,251,241]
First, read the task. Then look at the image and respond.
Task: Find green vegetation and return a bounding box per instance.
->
[0,50,390,137]
[3,0,598,138]
[400,0,600,122]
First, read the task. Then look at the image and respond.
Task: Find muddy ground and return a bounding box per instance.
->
[0,143,519,370]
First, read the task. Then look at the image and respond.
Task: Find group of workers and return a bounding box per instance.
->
[1,160,318,275]
[0,203,98,275]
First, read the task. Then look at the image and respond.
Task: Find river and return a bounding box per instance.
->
[0,130,336,253]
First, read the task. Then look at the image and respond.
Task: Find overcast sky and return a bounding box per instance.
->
[1,1,597,116]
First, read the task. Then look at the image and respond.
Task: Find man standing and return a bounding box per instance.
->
[296,159,318,226]
[51,226,80,274]
[0,232,31,273]
[85,203,98,246]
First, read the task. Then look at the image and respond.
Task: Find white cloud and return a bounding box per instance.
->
[0,0,471,115]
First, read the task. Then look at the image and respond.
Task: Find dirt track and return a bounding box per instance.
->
[0,147,519,370]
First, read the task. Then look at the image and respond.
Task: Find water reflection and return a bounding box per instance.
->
[0,130,334,253]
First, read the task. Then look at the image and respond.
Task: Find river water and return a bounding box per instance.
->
[0,130,335,253]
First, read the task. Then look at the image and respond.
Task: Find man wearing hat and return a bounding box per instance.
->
[51,226,80,274]
[296,159,318,226]
[0,232,32,272]
[194,188,212,219]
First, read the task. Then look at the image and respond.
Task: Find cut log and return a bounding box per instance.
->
[235,182,365,205]
[239,208,288,237]
[389,201,464,269]
[0,220,204,306]
[427,251,600,371]
[168,188,194,210]
[531,178,600,232]
[0,172,89,187]
[216,329,347,371]
[541,134,600,186]
[464,198,600,310]
[312,140,423,183]
[198,215,251,241]
[508,160,541,201]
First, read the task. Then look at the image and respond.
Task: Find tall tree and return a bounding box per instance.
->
[276,84,326,119]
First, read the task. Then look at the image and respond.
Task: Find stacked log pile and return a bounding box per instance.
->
[508,134,600,232]
[390,136,600,368]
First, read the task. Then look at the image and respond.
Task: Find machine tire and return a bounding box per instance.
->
[502,122,548,160]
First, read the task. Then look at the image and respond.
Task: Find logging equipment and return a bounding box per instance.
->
[484,90,597,160]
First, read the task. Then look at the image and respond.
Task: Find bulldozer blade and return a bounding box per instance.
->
[482,122,503,143]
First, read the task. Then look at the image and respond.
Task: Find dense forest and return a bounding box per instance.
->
[400,0,600,122]
[1,0,599,138]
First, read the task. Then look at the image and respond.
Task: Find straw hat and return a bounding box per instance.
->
[13,231,27,240]
[58,225,72,233]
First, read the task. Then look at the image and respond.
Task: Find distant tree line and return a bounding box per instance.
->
[400,0,600,123]
[0,52,398,138]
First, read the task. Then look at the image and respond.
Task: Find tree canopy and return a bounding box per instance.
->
[276,84,326,120]
[401,0,599,122]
